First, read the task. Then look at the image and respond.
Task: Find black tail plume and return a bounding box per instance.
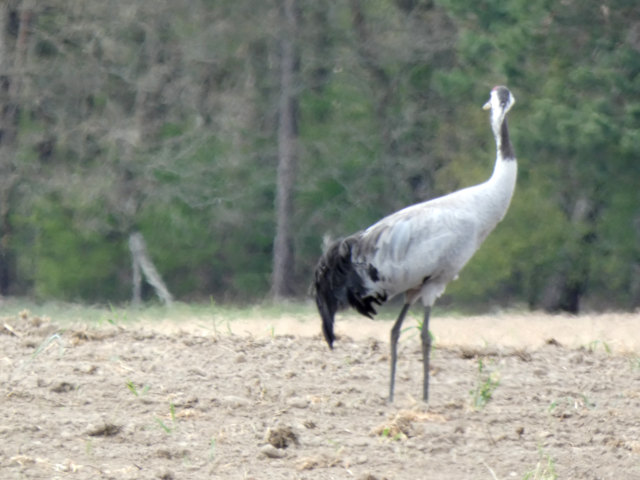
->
[313,235,380,348]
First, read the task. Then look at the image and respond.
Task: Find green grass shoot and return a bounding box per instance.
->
[470,358,500,410]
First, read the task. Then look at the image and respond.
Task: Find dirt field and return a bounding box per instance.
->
[2,307,640,479]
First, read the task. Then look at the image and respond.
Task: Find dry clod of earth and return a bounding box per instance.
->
[50,381,75,393]
[260,444,287,459]
[296,452,343,471]
[286,396,310,408]
[371,409,447,439]
[265,425,299,448]
[86,423,123,437]
[220,395,251,408]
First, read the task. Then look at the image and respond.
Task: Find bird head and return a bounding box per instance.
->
[483,86,515,132]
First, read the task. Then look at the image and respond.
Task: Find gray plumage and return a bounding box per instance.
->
[314,86,517,402]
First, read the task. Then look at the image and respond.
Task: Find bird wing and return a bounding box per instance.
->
[353,194,482,299]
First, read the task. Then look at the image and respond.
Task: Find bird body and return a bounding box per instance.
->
[352,157,517,306]
[314,86,517,402]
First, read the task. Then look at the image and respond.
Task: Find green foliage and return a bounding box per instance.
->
[448,182,568,307]
[438,0,640,310]
[0,0,637,308]
[31,203,128,302]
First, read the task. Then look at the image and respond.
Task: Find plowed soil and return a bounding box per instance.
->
[2,308,639,479]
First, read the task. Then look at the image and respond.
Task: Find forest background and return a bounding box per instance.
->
[0,0,638,313]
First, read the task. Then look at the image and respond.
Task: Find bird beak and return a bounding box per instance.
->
[482,100,491,110]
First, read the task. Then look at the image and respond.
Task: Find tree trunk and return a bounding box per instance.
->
[539,196,595,313]
[272,0,299,299]
[539,270,584,313]
[0,0,31,295]
[128,231,173,306]
[631,263,640,310]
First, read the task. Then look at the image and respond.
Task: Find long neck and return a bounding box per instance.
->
[484,115,517,224]
[490,115,516,177]
[497,119,515,161]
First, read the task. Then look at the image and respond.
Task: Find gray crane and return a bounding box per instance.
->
[314,86,517,402]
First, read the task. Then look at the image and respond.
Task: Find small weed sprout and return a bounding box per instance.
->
[125,380,149,397]
[327,438,343,453]
[523,448,558,480]
[401,316,436,356]
[32,333,65,359]
[126,380,138,396]
[155,402,178,434]
[381,427,406,441]
[155,417,173,434]
[104,302,128,327]
[155,402,179,434]
[548,394,595,413]
[470,358,500,410]
[579,393,596,410]
[208,437,217,461]
[586,339,611,354]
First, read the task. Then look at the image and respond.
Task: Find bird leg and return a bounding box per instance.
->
[389,303,410,403]
[421,306,432,402]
